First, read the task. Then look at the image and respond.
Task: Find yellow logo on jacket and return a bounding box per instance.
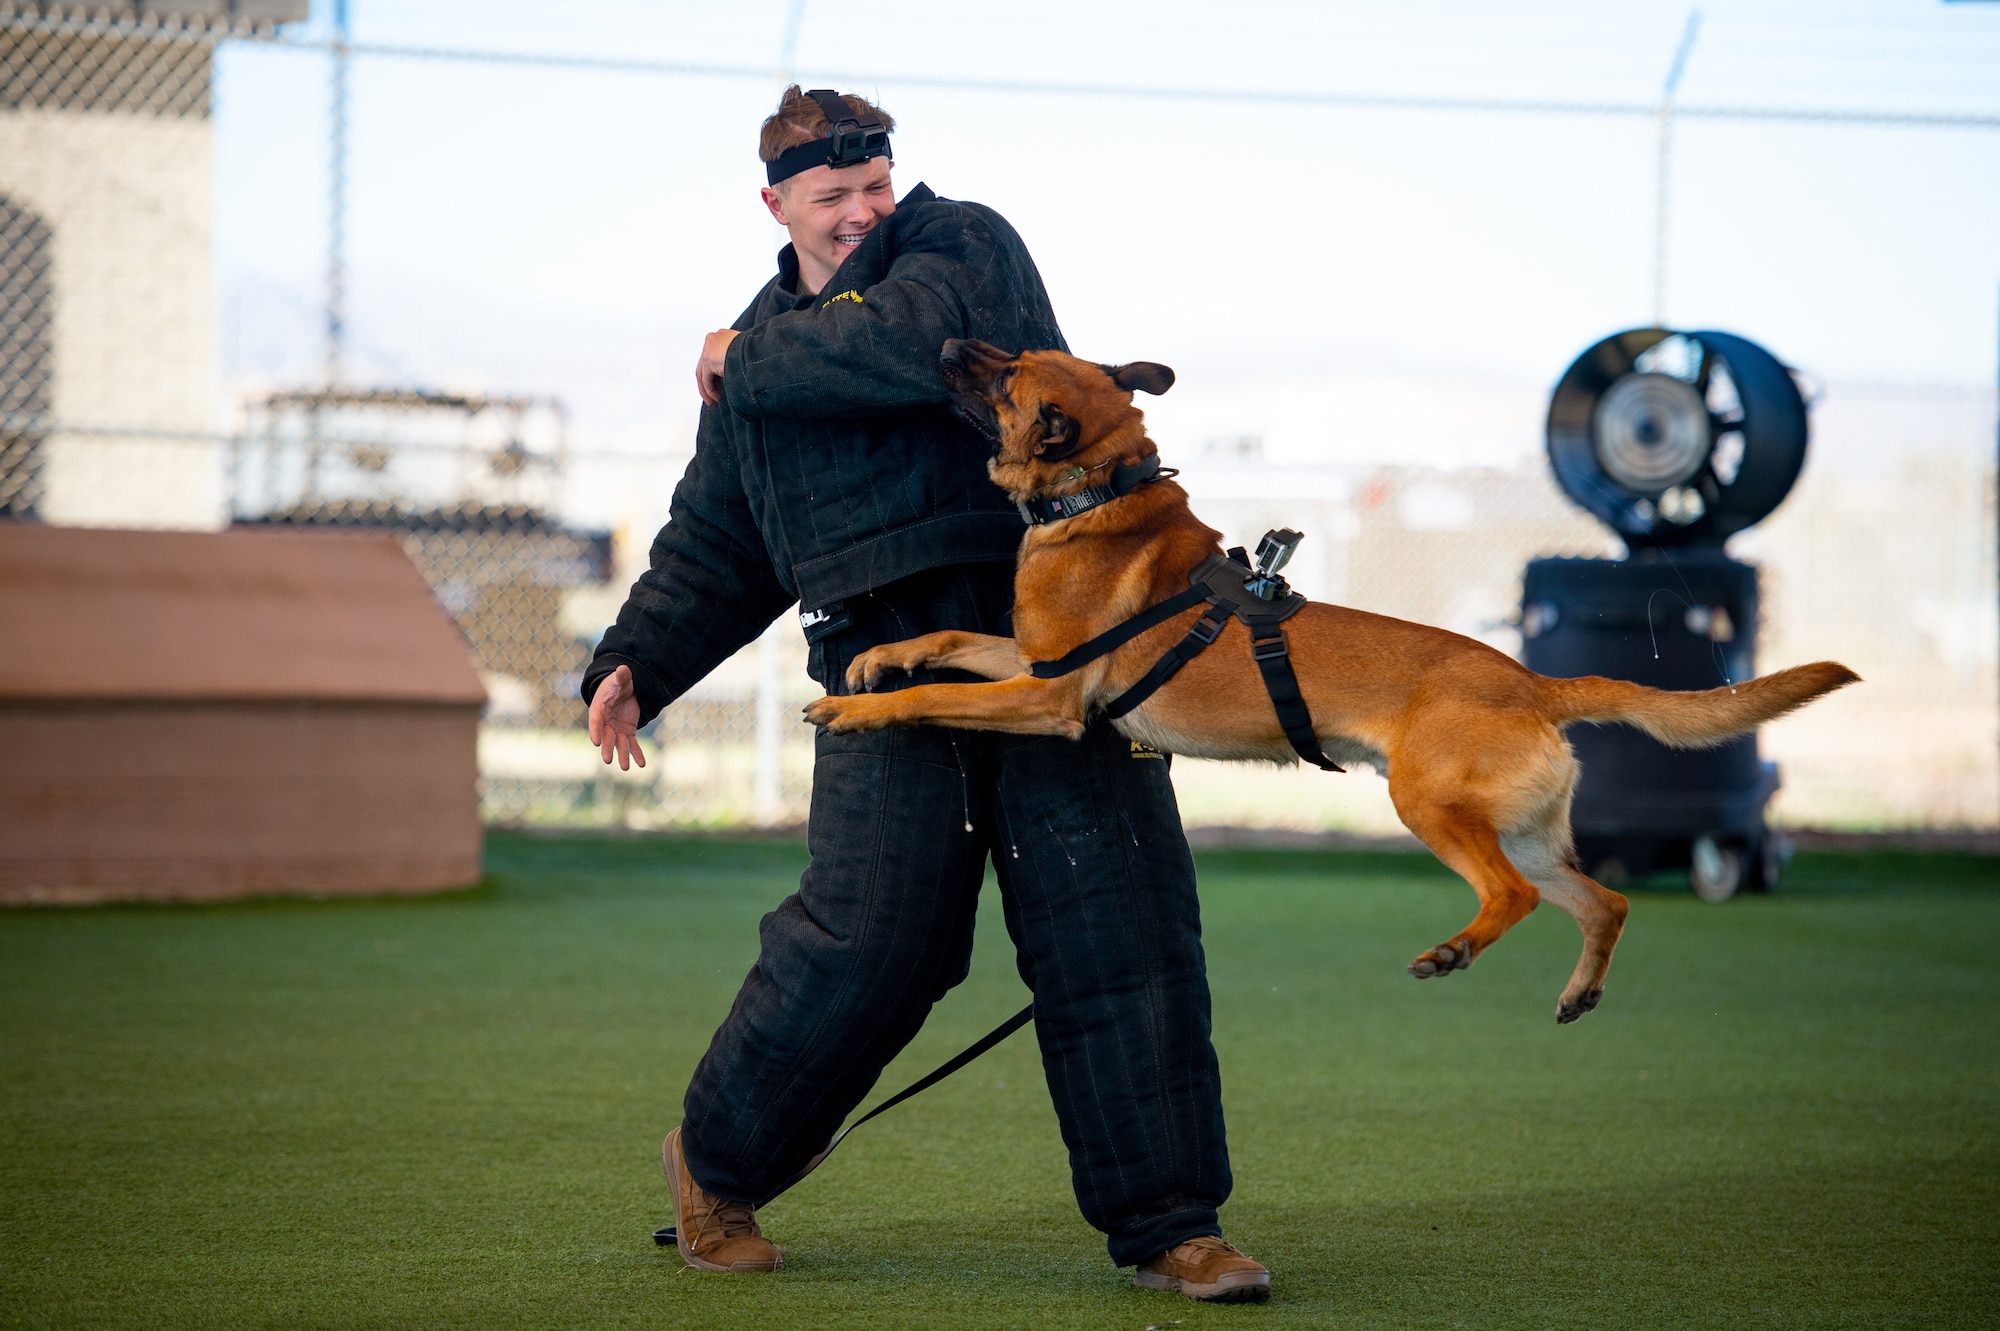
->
[822,289,862,308]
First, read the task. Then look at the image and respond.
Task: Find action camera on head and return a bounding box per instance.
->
[809,89,889,166]
[766,90,893,185]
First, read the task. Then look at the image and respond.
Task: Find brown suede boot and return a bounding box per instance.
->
[1134,1234,1271,1302]
[662,1128,781,1272]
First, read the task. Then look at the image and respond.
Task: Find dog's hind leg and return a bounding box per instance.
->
[1502,808,1629,1024]
[1390,789,1542,980]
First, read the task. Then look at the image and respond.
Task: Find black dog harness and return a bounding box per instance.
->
[1026,541,1344,773]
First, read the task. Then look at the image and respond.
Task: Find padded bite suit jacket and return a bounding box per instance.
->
[581,183,1066,717]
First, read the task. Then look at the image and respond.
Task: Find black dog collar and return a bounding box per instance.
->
[766,89,892,185]
[1016,454,1169,526]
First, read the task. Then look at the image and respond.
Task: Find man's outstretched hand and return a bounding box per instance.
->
[588,663,647,771]
[696,329,739,406]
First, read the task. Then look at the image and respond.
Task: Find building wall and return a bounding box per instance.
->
[0,28,219,528]
[0,701,483,902]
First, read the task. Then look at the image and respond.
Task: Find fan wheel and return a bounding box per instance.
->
[1546,329,1808,546]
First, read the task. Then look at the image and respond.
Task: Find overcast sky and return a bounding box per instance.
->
[211,0,2000,480]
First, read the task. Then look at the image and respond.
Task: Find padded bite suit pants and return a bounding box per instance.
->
[677,570,1233,1265]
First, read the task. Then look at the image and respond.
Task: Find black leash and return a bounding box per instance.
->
[653,1003,1035,1246]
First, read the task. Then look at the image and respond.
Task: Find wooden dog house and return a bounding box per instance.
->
[0,525,486,903]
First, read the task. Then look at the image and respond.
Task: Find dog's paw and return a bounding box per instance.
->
[844,645,912,693]
[1555,988,1603,1024]
[1407,938,1475,979]
[804,694,908,733]
[802,696,868,731]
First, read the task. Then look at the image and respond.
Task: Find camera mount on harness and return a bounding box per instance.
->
[1027,528,1342,772]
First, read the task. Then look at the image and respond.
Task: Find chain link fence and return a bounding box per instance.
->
[0,10,213,119]
[474,385,1996,837]
[5,6,1995,837]
[229,388,600,719]
[1153,402,1999,836]
[0,191,50,516]
[0,5,291,528]
[3,7,216,519]
[479,620,818,832]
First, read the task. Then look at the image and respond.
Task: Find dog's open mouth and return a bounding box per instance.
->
[942,362,1000,444]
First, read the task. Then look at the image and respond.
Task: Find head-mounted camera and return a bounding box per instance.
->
[766,89,892,186]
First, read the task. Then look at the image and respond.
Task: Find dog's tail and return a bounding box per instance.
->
[1540,661,1859,749]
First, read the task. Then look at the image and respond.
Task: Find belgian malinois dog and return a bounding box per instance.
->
[804,340,1858,1022]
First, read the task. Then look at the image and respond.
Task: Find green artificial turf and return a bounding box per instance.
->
[2,835,1996,1329]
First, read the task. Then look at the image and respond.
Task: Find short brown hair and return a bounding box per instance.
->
[759,85,896,164]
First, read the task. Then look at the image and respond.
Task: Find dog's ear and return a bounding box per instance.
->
[1100,361,1175,396]
[1034,403,1081,460]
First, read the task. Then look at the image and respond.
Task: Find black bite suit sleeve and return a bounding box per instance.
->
[721,205,995,421]
[580,405,794,725]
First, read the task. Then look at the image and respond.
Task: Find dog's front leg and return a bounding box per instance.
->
[804,675,1086,740]
[845,631,1023,692]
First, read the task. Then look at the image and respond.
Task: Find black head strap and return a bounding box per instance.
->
[766,89,892,185]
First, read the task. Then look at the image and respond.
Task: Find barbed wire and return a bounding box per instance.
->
[260,35,2000,131]
[0,417,686,464]
[0,12,284,43]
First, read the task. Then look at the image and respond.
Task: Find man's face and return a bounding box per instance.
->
[761,156,896,290]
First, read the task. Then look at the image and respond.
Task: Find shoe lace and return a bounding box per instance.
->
[689,1193,760,1242]
[1174,1235,1241,1260]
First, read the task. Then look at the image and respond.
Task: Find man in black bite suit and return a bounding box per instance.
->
[581,86,1269,1304]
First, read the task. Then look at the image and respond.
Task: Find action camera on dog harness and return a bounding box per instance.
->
[1246,528,1303,602]
[765,90,893,185]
